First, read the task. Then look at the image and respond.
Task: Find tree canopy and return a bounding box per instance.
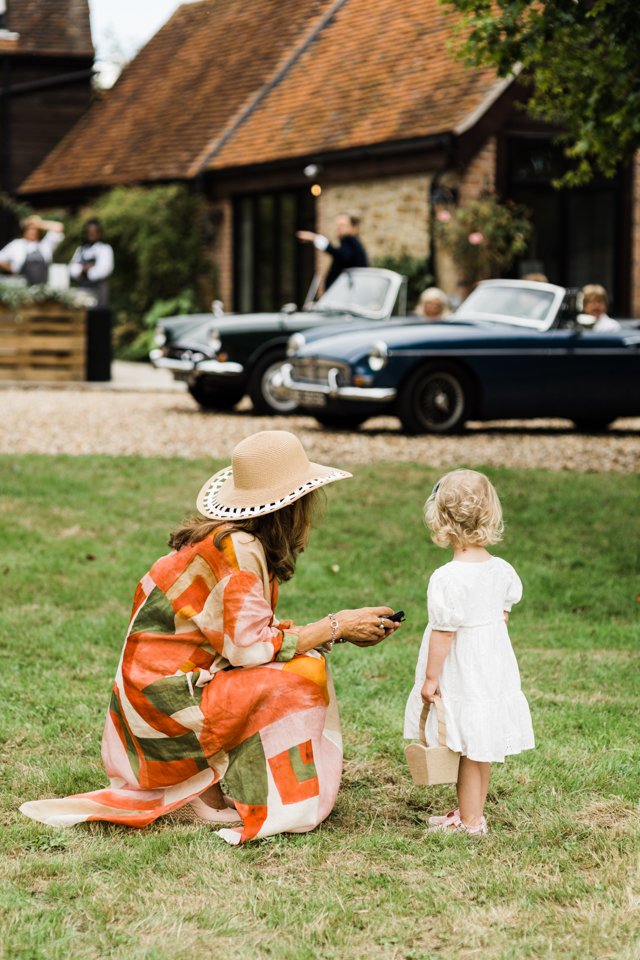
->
[442,0,640,184]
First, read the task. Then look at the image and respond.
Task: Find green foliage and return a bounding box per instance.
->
[0,455,638,959]
[57,184,209,355]
[441,0,640,185]
[435,195,532,283]
[117,289,198,362]
[0,282,84,310]
[372,253,434,308]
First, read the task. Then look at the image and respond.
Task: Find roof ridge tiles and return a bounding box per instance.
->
[187,0,348,177]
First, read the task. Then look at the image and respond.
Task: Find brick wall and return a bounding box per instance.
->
[435,137,497,301]
[316,173,431,272]
[205,199,233,309]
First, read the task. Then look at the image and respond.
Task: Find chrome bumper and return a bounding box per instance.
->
[280,363,396,403]
[150,349,243,376]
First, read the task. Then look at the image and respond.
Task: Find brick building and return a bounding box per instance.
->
[0,0,94,243]
[19,0,636,314]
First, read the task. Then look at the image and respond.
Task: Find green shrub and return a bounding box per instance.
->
[56,184,209,355]
[372,252,433,310]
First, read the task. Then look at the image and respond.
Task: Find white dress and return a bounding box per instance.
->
[404,556,535,763]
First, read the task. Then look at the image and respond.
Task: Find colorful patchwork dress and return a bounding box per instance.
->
[20,530,343,844]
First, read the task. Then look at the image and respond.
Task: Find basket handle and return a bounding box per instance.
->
[418,697,447,748]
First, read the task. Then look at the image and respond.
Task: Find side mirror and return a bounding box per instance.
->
[281,302,298,315]
[211,299,224,318]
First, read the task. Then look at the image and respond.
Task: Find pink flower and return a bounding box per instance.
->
[468,231,484,245]
[436,209,452,223]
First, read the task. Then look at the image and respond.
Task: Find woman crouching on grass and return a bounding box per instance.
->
[404,469,535,835]
[21,431,400,845]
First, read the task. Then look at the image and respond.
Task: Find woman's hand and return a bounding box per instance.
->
[421,677,440,704]
[337,607,401,647]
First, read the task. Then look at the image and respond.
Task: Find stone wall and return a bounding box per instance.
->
[316,173,431,271]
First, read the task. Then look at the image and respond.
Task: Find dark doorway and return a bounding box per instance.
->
[505,137,630,313]
[233,188,316,313]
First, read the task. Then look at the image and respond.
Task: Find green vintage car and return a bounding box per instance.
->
[149,268,407,414]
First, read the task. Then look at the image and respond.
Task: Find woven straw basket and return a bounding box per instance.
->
[405,699,460,786]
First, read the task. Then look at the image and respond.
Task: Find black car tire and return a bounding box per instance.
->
[314,411,367,431]
[572,418,614,433]
[398,363,469,435]
[248,351,299,415]
[188,380,244,411]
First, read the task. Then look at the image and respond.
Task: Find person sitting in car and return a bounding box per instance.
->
[578,285,621,332]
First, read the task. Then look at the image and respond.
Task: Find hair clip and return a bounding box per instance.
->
[432,481,440,495]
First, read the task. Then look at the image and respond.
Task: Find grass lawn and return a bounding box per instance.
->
[0,454,638,960]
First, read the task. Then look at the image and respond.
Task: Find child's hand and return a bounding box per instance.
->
[421,678,440,704]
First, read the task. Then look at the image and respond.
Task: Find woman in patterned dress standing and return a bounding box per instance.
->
[21,431,399,844]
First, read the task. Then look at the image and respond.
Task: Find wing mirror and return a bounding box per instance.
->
[281,302,298,315]
[211,299,225,318]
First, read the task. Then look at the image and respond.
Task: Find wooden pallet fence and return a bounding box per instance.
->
[0,304,87,381]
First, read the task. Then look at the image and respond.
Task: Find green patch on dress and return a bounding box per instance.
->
[143,674,203,716]
[136,728,208,767]
[108,689,140,779]
[130,586,176,635]
[289,743,317,783]
[223,732,269,806]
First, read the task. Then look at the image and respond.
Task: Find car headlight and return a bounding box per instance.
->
[368,340,389,372]
[208,328,222,353]
[287,332,306,357]
[153,326,167,347]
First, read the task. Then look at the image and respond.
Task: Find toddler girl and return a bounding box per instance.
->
[404,469,534,835]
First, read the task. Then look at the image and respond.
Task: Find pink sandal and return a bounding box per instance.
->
[428,815,488,836]
[428,808,460,827]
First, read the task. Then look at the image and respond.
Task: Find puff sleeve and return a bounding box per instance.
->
[504,565,523,611]
[427,571,465,632]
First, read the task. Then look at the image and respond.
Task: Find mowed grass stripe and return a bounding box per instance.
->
[0,455,638,960]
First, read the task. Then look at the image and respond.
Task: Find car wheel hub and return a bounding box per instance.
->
[417,373,464,430]
[262,361,298,413]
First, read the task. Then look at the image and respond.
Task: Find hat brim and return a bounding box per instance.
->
[196,462,352,520]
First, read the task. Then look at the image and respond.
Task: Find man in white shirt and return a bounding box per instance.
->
[0,216,64,285]
[69,219,114,307]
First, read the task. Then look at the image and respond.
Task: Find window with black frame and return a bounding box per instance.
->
[506,137,627,312]
[233,190,316,313]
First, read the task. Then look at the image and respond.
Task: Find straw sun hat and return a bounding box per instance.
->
[196,431,352,520]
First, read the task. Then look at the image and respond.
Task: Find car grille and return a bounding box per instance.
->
[290,357,351,387]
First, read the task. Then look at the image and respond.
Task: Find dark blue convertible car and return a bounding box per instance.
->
[281,280,640,433]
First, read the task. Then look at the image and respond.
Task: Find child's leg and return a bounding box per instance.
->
[457,757,491,826]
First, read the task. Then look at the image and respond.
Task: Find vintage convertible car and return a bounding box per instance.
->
[149,267,407,413]
[280,279,640,433]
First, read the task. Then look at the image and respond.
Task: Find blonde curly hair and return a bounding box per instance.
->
[424,469,503,548]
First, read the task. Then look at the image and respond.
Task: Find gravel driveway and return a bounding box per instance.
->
[1,383,638,472]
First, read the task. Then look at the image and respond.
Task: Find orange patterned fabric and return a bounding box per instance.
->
[20,531,343,844]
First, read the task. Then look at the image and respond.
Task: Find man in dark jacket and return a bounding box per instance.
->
[296,212,368,290]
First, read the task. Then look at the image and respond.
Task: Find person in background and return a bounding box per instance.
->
[0,215,64,285]
[296,213,368,291]
[415,287,450,321]
[69,219,114,307]
[579,284,621,332]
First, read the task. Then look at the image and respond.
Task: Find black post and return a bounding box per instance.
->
[85,308,112,381]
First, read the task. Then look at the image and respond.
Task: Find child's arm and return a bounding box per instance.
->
[421,629,455,703]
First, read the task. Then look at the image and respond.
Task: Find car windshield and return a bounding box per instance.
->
[316,271,391,317]
[458,285,556,325]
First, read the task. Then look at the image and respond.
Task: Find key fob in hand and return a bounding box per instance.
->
[387,610,406,622]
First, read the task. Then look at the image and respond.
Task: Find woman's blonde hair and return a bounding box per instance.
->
[424,469,503,548]
[168,489,326,582]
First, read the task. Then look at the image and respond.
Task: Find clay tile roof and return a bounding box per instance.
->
[20,0,334,194]
[207,0,499,170]
[0,0,93,56]
[20,0,504,196]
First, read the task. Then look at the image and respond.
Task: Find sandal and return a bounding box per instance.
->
[428,815,488,836]
[186,796,243,825]
[428,808,460,827]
